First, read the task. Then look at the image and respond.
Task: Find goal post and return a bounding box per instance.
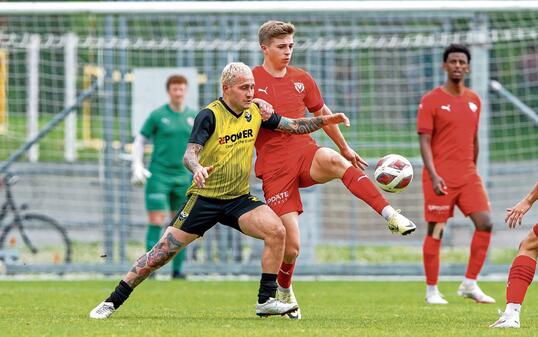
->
[1,1,538,14]
[0,49,6,134]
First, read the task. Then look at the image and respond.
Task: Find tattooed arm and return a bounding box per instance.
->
[275,112,350,134]
[183,143,203,173]
[184,143,213,188]
[183,108,215,188]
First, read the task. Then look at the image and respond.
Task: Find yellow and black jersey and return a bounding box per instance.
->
[187,98,281,199]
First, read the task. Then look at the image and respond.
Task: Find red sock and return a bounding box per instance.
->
[506,255,536,304]
[341,167,389,214]
[277,262,295,288]
[423,235,441,285]
[465,230,492,279]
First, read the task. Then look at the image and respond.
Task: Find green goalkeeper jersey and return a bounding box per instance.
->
[140,103,197,177]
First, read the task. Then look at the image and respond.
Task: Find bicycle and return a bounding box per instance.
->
[0,172,72,264]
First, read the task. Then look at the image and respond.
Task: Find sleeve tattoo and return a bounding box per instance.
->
[183,143,203,173]
[276,116,325,134]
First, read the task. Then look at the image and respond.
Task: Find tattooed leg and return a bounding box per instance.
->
[123,229,196,288]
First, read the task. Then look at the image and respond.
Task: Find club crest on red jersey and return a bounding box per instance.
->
[294,82,305,93]
[468,102,478,113]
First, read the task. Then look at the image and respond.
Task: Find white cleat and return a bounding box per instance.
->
[89,301,116,319]
[256,297,298,317]
[276,286,302,319]
[285,308,301,320]
[425,291,449,304]
[387,210,416,236]
[457,283,496,303]
[490,311,520,328]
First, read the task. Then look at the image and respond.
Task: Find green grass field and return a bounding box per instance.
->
[62,241,520,265]
[0,280,536,337]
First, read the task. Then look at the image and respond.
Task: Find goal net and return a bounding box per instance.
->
[0,2,537,273]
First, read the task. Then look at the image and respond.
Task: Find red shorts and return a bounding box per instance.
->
[259,143,320,216]
[422,173,490,223]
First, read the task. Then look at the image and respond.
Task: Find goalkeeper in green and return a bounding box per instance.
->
[131,74,197,279]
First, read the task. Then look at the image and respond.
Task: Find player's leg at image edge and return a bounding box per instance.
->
[489,254,535,328]
[490,225,538,328]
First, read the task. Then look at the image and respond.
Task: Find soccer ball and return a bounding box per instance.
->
[374,154,413,193]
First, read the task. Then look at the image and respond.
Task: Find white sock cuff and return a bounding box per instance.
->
[463,277,477,287]
[381,206,397,220]
[506,303,521,314]
[278,285,291,293]
[426,285,438,293]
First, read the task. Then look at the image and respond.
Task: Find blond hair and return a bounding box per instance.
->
[220,62,253,86]
[258,20,295,45]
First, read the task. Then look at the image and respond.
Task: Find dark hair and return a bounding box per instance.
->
[443,44,471,63]
[166,75,188,90]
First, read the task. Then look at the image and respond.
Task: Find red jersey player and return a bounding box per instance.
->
[417,44,495,305]
[253,20,416,319]
[490,183,538,328]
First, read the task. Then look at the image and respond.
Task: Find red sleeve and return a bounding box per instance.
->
[303,72,324,113]
[416,95,434,134]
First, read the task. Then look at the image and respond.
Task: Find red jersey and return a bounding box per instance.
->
[252,65,324,177]
[416,86,481,187]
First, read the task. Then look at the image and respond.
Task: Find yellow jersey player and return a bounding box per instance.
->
[89,62,349,319]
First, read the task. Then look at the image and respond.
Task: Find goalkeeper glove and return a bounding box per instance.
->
[131,161,151,185]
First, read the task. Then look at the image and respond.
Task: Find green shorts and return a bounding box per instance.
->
[145,173,191,211]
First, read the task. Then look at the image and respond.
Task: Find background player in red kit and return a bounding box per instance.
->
[417,44,495,305]
[490,182,538,329]
[253,20,417,319]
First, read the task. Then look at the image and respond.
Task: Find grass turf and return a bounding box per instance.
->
[0,280,536,336]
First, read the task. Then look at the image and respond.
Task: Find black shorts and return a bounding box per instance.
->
[169,193,265,236]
